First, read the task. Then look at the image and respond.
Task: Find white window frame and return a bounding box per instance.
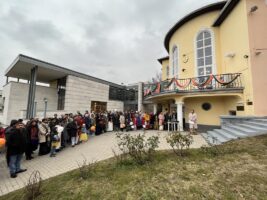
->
[194,28,216,77]
[171,45,179,78]
[166,65,169,79]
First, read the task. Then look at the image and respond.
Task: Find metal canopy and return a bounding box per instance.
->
[5,54,124,88]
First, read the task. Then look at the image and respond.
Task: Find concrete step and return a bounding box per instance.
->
[246,121,267,129]
[227,125,256,134]
[202,118,267,146]
[213,129,237,140]
[201,132,224,145]
[200,133,214,145]
[239,124,267,132]
[207,131,227,144]
[227,125,265,137]
[221,127,247,138]
[252,118,267,123]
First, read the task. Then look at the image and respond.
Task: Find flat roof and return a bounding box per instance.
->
[5,54,125,88]
[157,56,169,64]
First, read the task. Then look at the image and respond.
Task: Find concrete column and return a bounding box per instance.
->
[33,101,37,117]
[6,76,9,84]
[153,103,157,114]
[26,66,38,119]
[176,102,184,131]
[138,82,143,112]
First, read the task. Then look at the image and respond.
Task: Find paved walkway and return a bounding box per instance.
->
[0,131,207,196]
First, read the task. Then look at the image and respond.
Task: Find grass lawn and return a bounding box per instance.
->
[1,134,267,200]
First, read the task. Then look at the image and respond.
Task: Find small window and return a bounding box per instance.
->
[229,110,236,116]
[202,102,211,111]
[247,101,253,106]
[237,106,245,111]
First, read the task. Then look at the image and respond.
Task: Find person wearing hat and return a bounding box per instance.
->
[6,120,27,178]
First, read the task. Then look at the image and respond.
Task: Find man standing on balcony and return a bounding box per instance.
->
[189,110,197,134]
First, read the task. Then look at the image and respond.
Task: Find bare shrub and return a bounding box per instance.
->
[24,170,42,200]
[76,155,97,180]
[112,148,129,165]
[166,132,193,156]
[115,131,160,165]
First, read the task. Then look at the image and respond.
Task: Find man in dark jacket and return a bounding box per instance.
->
[66,119,78,147]
[6,120,27,178]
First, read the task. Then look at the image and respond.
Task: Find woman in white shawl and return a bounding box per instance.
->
[188,110,197,134]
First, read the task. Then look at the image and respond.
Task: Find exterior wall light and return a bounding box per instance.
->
[255,51,262,56]
[43,98,48,118]
[244,55,249,59]
[249,5,258,13]
[182,68,186,72]
[225,53,235,58]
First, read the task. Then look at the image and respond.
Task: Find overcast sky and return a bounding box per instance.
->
[0,0,222,88]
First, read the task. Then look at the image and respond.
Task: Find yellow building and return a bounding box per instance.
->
[145,0,267,131]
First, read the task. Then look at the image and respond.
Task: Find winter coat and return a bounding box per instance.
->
[66,121,78,137]
[119,115,125,124]
[38,123,50,143]
[84,117,91,129]
[26,125,39,144]
[6,128,27,155]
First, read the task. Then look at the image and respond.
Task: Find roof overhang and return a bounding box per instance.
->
[213,0,240,26]
[164,1,226,52]
[5,54,124,88]
[157,56,169,64]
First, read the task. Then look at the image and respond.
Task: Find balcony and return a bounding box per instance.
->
[144,73,243,99]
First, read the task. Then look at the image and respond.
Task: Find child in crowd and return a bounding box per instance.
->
[50,127,60,157]
[80,124,88,142]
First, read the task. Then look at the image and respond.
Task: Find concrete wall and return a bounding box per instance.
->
[2,82,58,125]
[65,75,123,113]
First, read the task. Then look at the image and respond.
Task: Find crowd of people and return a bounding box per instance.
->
[0,109,197,178]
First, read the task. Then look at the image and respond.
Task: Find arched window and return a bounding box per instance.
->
[166,66,169,78]
[196,30,214,76]
[172,46,178,78]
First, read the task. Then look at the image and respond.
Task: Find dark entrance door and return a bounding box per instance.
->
[91,101,107,113]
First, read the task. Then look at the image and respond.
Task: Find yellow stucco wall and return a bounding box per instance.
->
[161,59,169,81]
[169,11,221,79]
[219,0,254,115]
[152,1,265,126]
[184,96,243,126]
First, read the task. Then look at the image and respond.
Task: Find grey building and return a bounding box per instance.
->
[1,54,150,125]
